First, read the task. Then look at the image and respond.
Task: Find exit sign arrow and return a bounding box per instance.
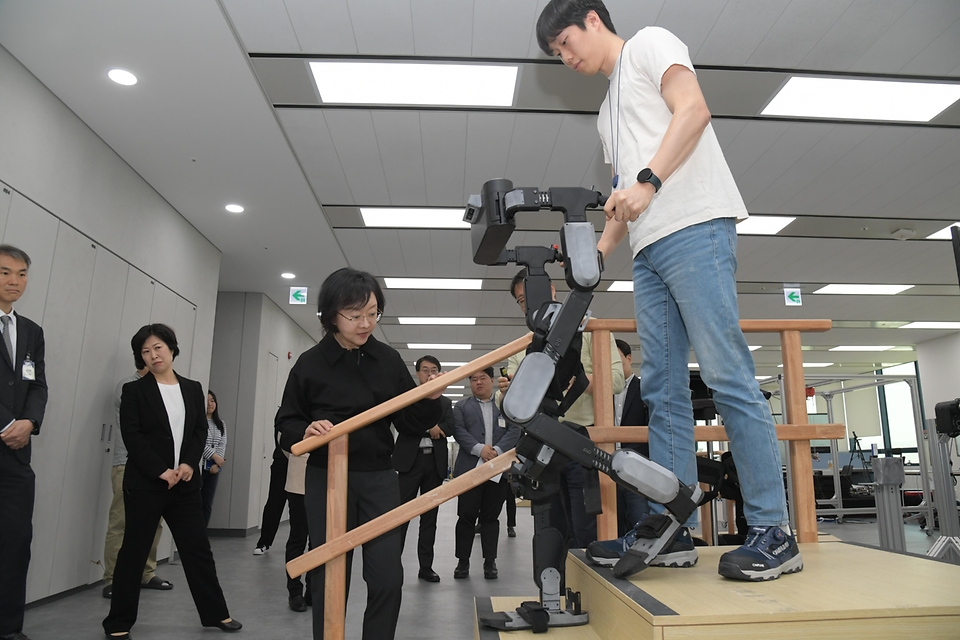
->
[784,288,802,306]
[289,287,308,304]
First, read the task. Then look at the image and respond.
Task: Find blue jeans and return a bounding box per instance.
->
[632,217,788,528]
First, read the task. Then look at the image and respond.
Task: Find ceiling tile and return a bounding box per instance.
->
[284,0,357,54]
[798,0,911,71]
[411,0,474,57]
[372,111,427,205]
[347,0,415,55]
[472,0,540,59]
[420,112,468,207]
[323,110,390,204]
[745,0,853,68]
[695,0,793,66]
[222,0,301,53]
[278,109,355,204]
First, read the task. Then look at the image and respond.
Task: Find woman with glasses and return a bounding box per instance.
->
[275,268,445,640]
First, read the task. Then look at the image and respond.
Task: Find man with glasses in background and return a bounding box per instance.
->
[394,355,454,582]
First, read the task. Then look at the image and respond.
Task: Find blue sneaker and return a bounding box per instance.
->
[586,523,698,569]
[718,526,803,581]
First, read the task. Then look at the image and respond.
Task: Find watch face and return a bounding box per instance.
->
[637,168,653,182]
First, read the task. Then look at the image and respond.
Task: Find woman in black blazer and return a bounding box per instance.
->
[103,324,241,638]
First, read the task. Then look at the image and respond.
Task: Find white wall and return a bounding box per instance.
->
[208,293,315,532]
[0,43,221,601]
[915,333,960,496]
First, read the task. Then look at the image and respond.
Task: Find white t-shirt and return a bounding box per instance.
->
[599,26,748,256]
[158,382,185,467]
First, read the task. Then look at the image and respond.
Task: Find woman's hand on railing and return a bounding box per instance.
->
[425,373,447,400]
[304,419,335,439]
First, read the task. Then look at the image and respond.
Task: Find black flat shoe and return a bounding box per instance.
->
[140,576,173,590]
[205,619,242,632]
[453,560,469,579]
[102,584,112,599]
[288,595,307,612]
[483,559,498,579]
[417,568,440,582]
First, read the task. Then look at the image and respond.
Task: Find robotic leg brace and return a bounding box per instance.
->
[464,180,702,633]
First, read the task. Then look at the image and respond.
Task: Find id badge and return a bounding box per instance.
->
[22,358,35,381]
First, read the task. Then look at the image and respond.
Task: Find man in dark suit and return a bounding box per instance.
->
[614,339,650,534]
[394,355,454,583]
[0,245,47,640]
[451,368,520,580]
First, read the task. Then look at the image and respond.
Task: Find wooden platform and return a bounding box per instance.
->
[475,542,960,639]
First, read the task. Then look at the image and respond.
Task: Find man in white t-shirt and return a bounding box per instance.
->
[536,0,802,582]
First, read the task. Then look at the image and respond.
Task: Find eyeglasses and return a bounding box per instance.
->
[515,296,525,308]
[419,367,440,375]
[336,310,382,325]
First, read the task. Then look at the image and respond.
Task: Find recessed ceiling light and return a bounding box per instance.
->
[814,284,913,295]
[408,343,472,350]
[736,216,796,235]
[361,208,470,229]
[607,281,633,292]
[926,224,960,240]
[443,393,464,398]
[447,386,465,389]
[899,321,960,329]
[442,362,469,367]
[225,204,244,213]
[761,77,960,122]
[778,362,834,368]
[829,346,895,352]
[688,362,699,369]
[398,317,476,325]
[281,273,296,280]
[748,345,761,351]
[310,61,518,107]
[108,68,137,86]
[385,278,482,290]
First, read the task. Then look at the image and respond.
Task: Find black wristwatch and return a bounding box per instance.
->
[636,168,662,193]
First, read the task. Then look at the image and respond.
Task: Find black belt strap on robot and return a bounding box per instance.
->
[463,179,704,633]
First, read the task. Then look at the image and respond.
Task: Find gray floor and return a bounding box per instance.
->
[22,500,946,639]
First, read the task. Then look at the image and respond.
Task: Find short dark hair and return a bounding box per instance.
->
[510,268,527,299]
[536,0,617,56]
[132,323,180,369]
[416,355,441,372]
[0,244,31,268]
[615,338,631,357]
[317,268,385,334]
[207,390,225,435]
[471,367,495,381]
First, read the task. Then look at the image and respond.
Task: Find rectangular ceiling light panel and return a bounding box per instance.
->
[310,61,518,107]
[736,216,796,235]
[607,281,634,292]
[385,278,482,290]
[398,317,477,325]
[361,208,469,229]
[829,346,895,352]
[900,321,960,329]
[407,343,472,350]
[814,284,914,295]
[927,224,960,240]
[762,77,960,122]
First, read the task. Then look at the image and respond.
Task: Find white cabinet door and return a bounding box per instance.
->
[173,295,197,378]
[150,280,178,327]
[0,181,12,238]
[1,193,57,321]
[26,223,97,600]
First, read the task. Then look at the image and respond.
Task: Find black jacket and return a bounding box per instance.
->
[119,372,207,492]
[275,333,441,472]
[394,394,453,478]
[0,312,47,465]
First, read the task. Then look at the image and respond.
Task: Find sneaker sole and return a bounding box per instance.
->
[650,549,698,568]
[585,550,619,567]
[718,554,804,581]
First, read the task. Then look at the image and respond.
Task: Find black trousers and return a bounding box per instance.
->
[256,454,289,547]
[285,492,309,597]
[200,469,220,526]
[504,477,517,528]
[397,451,443,570]
[103,485,229,634]
[455,479,506,561]
[0,447,34,635]
[548,460,597,548]
[304,465,403,640]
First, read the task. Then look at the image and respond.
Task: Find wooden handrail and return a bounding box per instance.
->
[287,449,518,578]
[585,318,832,333]
[588,424,847,443]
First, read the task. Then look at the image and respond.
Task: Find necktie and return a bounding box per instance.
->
[1,316,12,365]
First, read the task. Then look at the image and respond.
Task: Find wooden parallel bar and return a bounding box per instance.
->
[286,449,519,579]
[781,330,817,543]
[291,334,532,456]
[323,436,348,640]
[584,318,832,333]
[587,424,847,443]
[590,329,618,541]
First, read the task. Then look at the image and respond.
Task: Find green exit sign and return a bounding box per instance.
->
[289,287,308,305]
